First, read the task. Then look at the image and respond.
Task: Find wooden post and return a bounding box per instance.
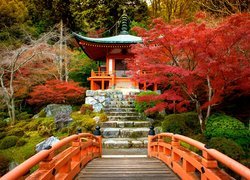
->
[154,83,157,91]
[101,79,104,90]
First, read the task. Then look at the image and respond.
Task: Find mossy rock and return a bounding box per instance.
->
[0,136,19,149]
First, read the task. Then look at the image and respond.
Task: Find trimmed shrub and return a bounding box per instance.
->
[0,136,19,149]
[80,104,93,115]
[205,114,250,150]
[162,112,201,136]
[16,139,27,147]
[0,154,10,176]
[207,137,245,161]
[135,91,158,114]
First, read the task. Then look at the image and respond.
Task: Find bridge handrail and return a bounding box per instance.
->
[1,133,102,180]
[148,133,250,179]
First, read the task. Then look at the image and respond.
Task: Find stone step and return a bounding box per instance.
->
[102,127,149,138]
[104,105,135,108]
[101,121,150,128]
[103,138,148,148]
[103,108,136,113]
[108,116,141,121]
[106,112,139,116]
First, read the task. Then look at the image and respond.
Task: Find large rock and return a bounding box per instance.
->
[45,104,72,117]
[35,136,60,152]
[85,97,97,105]
[86,90,96,97]
[93,103,103,112]
[55,111,72,129]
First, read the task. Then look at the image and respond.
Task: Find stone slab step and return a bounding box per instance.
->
[106,112,139,116]
[108,116,141,121]
[101,121,150,128]
[103,108,135,112]
[102,127,149,138]
[103,138,148,148]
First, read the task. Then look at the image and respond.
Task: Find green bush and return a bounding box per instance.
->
[99,113,108,122]
[7,128,25,137]
[0,154,10,176]
[37,117,55,137]
[80,104,93,115]
[26,118,43,131]
[70,113,96,133]
[0,121,7,128]
[37,109,46,118]
[135,91,158,114]
[207,137,245,161]
[0,136,19,149]
[16,112,32,120]
[16,138,27,147]
[205,114,250,150]
[0,132,6,140]
[162,112,201,136]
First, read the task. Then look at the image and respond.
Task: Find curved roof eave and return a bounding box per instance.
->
[73,32,142,44]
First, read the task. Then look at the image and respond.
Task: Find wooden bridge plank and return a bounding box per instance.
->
[75,157,179,179]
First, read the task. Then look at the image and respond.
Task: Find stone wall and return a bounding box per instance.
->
[85,89,140,112]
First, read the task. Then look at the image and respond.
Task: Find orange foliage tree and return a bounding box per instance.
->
[28,80,86,107]
[128,13,250,131]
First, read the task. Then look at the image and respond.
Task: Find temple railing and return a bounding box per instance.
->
[90,70,130,78]
[1,132,102,180]
[148,128,250,179]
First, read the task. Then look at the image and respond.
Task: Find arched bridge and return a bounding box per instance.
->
[1,127,250,180]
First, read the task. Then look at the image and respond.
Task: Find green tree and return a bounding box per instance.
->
[70,0,149,34]
[69,51,97,87]
[148,0,199,22]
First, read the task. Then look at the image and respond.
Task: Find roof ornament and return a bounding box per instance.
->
[120,9,129,35]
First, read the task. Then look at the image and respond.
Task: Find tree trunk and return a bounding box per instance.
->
[59,19,63,81]
[195,100,205,132]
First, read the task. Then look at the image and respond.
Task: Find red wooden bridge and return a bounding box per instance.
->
[1,128,250,180]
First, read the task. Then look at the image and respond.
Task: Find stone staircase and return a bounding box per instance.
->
[100,91,151,150]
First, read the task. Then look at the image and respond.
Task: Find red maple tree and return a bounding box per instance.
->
[28,80,86,107]
[128,13,250,131]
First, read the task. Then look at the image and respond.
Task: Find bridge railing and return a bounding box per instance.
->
[148,130,250,179]
[1,132,102,180]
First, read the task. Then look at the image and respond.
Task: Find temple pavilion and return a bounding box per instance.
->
[73,11,157,91]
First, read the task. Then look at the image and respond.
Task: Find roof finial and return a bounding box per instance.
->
[120,8,129,35]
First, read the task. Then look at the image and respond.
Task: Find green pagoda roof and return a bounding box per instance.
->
[73,32,142,44]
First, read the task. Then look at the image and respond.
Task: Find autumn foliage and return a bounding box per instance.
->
[28,80,86,106]
[128,13,250,131]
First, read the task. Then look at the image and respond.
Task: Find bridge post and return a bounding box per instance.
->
[148,126,155,157]
[94,126,102,157]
